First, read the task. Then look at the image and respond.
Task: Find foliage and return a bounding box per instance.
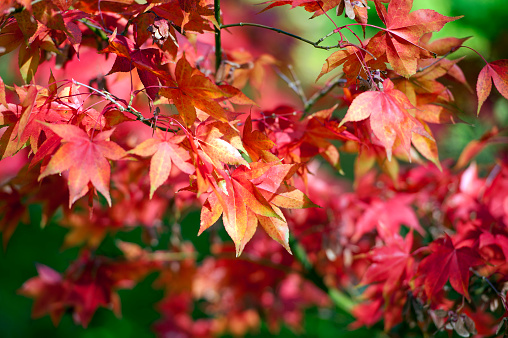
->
[0,0,507,337]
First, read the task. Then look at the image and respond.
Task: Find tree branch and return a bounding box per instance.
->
[305,77,347,113]
[72,80,177,133]
[221,22,346,51]
[214,0,222,73]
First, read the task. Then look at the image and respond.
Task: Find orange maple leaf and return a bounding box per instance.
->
[200,162,317,256]
[242,115,278,163]
[38,124,126,207]
[160,56,231,126]
[129,130,195,198]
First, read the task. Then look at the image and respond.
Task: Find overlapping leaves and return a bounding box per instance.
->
[200,162,317,256]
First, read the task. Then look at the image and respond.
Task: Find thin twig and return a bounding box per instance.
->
[221,22,345,51]
[274,66,307,106]
[470,269,508,311]
[288,65,307,103]
[72,80,177,133]
[305,77,347,113]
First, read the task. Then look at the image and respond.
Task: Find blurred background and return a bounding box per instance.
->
[0,0,507,337]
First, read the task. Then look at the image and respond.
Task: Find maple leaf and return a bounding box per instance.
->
[340,78,433,160]
[242,115,279,163]
[476,59,508,114]
[420,33,471,56]
[370,0,460,77]
[38,124,126,207]
[200,162,317,256]
[360,231,415,297]
[150,0,216,33]
[129,130,195,198]
[0,20,24,59]
[300,105,358,170]
[193,121,250,169]
[160,56,231,126]
[260,0,341,18]
[102,31,170,100]
[18,264,68,326]
[218,50,276,91]
[417,234,483,301]
[20,252,155,328]
[393,57,465,124]
[352,194,423,241]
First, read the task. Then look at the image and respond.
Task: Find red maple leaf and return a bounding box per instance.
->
[476,59,508,114]
[38,124,126,207]
[18,264,68,326]
[417,234,483,301]
[260,0,341,18]
[242,115,278,163]
[340,78,433,160]
[370,0,460,77]
[360,231,415,296]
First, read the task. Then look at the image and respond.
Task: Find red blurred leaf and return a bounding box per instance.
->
[18,264,67,326]
[360,232,414,296]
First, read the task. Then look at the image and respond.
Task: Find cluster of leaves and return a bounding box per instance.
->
[0,0,507,336]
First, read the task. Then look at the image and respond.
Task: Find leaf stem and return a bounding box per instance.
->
[459,46,490,65]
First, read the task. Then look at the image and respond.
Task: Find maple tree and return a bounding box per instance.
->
[0,0,508,336]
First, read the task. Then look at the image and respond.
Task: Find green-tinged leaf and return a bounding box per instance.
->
[257,206,291,254]
[18,42,40,84]
[265,185,320,209]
